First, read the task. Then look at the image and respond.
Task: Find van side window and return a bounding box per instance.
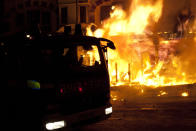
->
[77,45,101,66]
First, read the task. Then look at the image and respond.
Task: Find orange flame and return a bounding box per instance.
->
[181,92,189,97]
[87,0,196,87]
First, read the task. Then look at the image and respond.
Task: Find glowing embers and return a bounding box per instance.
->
[157,90,168,96]
[105,107,113,115]
[111,94,118,101]
[181,92,189,97]
[46,120,66,130]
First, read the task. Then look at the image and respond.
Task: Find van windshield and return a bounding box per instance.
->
[77,45,101,67]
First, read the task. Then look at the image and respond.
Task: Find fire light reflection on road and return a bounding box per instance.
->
[110,84,196,103]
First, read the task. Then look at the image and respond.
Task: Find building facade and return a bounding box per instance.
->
[58,0,125,25]
[57,0,124,33]
[58,0,89,26]
[0,0,58,37]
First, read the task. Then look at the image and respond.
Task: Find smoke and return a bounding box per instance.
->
[156,0,190,32]
[175,38,196,78]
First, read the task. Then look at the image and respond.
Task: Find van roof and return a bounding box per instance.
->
[1,33,101,48]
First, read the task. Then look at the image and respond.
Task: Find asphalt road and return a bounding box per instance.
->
[80,85,196,131]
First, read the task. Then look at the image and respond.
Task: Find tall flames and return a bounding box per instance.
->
[87,0,196,87]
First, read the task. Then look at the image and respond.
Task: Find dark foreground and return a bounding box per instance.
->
[80,85,196,131]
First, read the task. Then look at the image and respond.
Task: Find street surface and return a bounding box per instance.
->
[80,85,196,131]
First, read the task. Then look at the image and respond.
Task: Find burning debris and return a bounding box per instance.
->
[157,91,168,96]
[110,83,196,102]
[86,0,196,88]
[181,92,189,97]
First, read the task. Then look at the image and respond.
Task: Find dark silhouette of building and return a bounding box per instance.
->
[0,0,58,38]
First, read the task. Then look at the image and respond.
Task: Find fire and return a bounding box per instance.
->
[111,94,118,101]
[157,91,168,96]
[87,0,196,87]
[181,92,189,97]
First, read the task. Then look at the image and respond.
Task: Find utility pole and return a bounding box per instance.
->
[76,0,78,24]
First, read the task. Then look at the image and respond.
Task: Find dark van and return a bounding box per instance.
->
[1,33,115,130]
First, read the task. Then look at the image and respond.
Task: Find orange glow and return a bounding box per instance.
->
[111,94,118,101]
[181,92,189,97]
[87,0,196,87]
[157,91,168,96]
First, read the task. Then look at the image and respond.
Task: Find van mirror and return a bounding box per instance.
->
[99,38,116,49]
[107,41,115,49]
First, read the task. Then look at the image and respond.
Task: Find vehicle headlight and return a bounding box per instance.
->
[105,107,112,115]
[45,120,66,130]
